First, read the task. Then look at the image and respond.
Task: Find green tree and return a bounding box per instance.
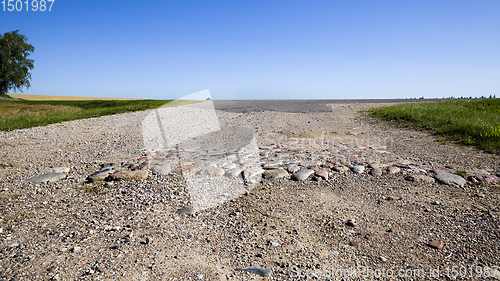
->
[0,30,35,97]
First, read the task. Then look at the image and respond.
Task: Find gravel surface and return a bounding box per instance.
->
[1,101,499,280]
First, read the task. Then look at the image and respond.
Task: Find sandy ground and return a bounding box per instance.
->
[0,101,499,280]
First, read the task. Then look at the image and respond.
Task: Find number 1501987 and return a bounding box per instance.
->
[2,0,54,11]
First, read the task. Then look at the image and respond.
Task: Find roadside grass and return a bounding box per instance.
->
[369,99,500,153]
[0,99,172,131]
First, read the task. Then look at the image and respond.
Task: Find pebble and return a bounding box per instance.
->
[434,173,466,187]
[468,174,500,184]
[333,166,349,173]
[386,166,400,174]
[87,168,114,182]
[406,174,435,183]
[286,165,301,173]
[176,206,194,215]
[427,241,444,250]
[263,168,289,181]
[225,167,243,178]
[150,164,171,175]
[369,168,382,177]
[27,173,66,183]
[222,162,238,170]
[346,219,357,227]
[314,169,328,181]
[199,167,225,177]
[108,170,149,181]
[351,165,365,174]
[243,167,264,180]
[235,266,272,277]
[292,169,314,181]
[71,246,81,253]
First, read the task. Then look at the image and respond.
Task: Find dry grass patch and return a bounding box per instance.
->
[0,103,80,119]
[8,94,140,101]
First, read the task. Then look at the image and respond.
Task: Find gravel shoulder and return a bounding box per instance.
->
[0,102,499,280]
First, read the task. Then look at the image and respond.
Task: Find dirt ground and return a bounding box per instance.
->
[0,101,499,280]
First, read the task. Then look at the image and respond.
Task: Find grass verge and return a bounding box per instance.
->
[369,99,500,153]
[0,99,172,131]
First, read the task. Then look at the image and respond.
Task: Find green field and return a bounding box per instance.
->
[0,99,172,131]
[369,99,500,153]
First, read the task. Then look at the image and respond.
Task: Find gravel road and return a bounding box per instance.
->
[0,100,499,280]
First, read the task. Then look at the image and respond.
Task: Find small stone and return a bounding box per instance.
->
[312,176,322,182]
[431,200,440,205]
[140,237,151,245]
[243,167,264,180]
[222,162,238,170]
[196,274,203,279]
[292,169,314,181]
[271,241,280,247]
[314,169,328,181]
[468,175,500,185]
[333,166,349,173]
[181,165,200,174]
[27,173,66,183]
[379,256,387,262]
[428,241,444,250]
[71,246,81,253]
[346,219,356,227]
[286,165,300,173]
[351,165,365,174]
[199,167,225,176]
[386,166,400,174]
[406,174,435,183]
[369,164,388,169]
[369,168,382,177]
[477,192,486,198]
[109,245,120,249]
[225,167,243,178]
[176,206,194,215]
[87,168,114,182]
[349,240,359,247]
[151,164,171,175]
[235,266,272,277]
[263,168,289,181]
[108,170,148,181]
[331,251,339,256]
[434,173,466,187]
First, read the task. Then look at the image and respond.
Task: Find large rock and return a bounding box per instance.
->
[292,169,314,181]
[27,173,66,183]
[434,173,466,187]
[108,170,148,181]
[263,168,289,181]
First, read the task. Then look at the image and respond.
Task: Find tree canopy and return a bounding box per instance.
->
[0,30,35,96]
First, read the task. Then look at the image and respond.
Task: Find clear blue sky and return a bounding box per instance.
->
[1,0,499,100]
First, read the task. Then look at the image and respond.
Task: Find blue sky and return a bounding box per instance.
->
[1,0,499,100]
